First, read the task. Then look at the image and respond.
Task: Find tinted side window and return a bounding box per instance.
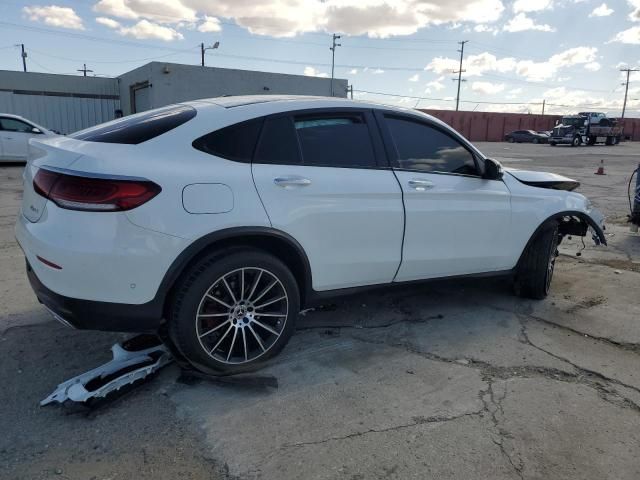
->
[254,116,301,165]
[1,118,32,132]
[193,118,263,162]
[294,113,376,168]
[71,104,196,144]
[385,116,478,176]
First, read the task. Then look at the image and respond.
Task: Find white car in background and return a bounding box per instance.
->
[0,114,57,163]
[14,96,606,374]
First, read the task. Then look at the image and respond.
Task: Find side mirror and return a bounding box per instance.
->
[31,127,42,134]
[483,158,503,181]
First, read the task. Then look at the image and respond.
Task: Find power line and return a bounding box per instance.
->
[27,46,198,64]
[354,89,628,111]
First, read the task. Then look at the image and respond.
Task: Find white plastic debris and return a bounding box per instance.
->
[41,337,172,406]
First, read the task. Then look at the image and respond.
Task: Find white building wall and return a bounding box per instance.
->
[0,70,120,134]
[118,62,348,115]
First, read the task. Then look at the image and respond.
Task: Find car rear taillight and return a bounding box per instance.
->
[33,168,161,212]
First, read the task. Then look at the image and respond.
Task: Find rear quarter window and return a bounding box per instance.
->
[192,118,264,162]
[70,104,196,144]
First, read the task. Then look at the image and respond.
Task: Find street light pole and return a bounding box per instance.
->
[330,34,341,97]
[201,41,220,67]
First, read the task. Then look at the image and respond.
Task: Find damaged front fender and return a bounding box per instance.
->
[556,210,607,246]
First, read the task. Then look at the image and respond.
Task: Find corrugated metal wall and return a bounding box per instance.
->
[0,91,119,134]
[420,109,640,142]
[0,71,121,134]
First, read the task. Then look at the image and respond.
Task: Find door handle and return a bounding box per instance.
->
[274,176,312,188]
[408,179,434,191]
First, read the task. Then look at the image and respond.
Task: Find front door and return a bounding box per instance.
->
[252,109,404,291]
[376,112,512,282]
[0,117,36,160]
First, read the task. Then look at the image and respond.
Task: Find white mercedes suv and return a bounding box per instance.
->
[15,96,606,374]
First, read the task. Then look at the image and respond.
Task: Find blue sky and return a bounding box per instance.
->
[1,0,639,116]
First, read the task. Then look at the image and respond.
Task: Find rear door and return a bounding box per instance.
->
[252,109,404,291]
[377,112,512,281]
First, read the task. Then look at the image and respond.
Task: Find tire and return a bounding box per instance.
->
[587,136,596,146]
[571,136,581,147]
[549,142,557,146]
[515,222,559,300]
[532,138,539,144]
[168,248,300,374]
[508,137,515,143]
[605,136,613,145]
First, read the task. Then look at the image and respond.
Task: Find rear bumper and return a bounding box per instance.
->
[26,259,162,332]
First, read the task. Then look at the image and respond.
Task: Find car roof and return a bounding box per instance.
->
[0,113,31,122]
[187,94,392,110]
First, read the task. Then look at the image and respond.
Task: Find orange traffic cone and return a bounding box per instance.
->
[595,159,606,175]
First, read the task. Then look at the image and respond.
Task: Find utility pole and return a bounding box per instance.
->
[620,67,639,118]
[542,99,546,116]
[453,40,468,111]
[16,44,27,72]
[200,41,220,67]
[77,63,93,77]
[330,34,341,97]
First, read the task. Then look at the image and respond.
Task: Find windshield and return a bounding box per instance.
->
[561,117,584,127]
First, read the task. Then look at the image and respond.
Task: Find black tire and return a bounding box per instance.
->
[168,248,300,374]
[515,223,559,300]
[587,136,596,145]
[532,138,539,144]
[605,136,613,145]
[571,136,581,147]
[508,137,515,143]
[549,142,557,146]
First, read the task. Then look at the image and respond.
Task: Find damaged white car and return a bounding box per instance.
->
[15,96,606,374]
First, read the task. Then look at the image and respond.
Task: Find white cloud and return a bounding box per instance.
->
[94,0,197,24]
[23,5,85,30]
[96,16,121,28]
[197,15,221,32]
[513,0,553,13]
[611,25,640,43]
[426,47,597,82]
[117,19,184,40]
[408,74,420,82]
[590,3,613,16]
[426,79,446,90]
[474,24,499,34]
[471,81,505,94]
[91,0,506,38]
[303,66,329,78]
[363,67,385,74]
[584,61,601,71]
[504,13,554,32]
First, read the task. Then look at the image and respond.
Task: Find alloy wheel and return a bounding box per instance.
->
[195,267,289,365]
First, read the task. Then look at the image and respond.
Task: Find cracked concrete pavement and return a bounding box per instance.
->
[1,142,640,479]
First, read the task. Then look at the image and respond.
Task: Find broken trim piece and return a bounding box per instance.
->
[41,336,172,406]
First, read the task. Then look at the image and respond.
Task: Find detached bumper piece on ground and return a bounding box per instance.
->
[41,335,172,406]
